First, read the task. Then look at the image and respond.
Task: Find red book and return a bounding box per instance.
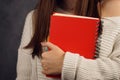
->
[47,13,99,78]
[49,13,99,59]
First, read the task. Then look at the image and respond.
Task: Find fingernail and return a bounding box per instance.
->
[41,42,45,45]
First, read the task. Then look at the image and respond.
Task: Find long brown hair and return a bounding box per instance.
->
[25,0,102,58]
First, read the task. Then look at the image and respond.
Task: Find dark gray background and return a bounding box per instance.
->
[0,0,39,80]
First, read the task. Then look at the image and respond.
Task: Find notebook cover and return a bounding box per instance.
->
[49,13,99,59]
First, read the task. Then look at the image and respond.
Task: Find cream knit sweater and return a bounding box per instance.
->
[16,11,120,80]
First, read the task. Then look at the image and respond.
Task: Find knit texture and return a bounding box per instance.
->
[16,11,120,80]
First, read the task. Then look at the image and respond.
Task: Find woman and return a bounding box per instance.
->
[41,0,120,80]
[16,0,104,80]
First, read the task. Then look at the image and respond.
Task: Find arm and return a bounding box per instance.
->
[16,11,34,80]
[62,34,120,80]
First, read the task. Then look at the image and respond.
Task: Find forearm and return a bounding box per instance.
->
[62,52,120,80]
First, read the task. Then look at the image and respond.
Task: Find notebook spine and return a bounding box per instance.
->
[94,20,103,59]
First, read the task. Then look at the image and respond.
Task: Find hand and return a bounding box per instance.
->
[41,42,65,75]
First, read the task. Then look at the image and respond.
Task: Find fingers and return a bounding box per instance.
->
[42,64,48,70]
[41,42,57,50]
[42,69,49,75]
[41,67,54,75]
[42,67,48,74]
[41,60,49,75]
[42,69,52,75]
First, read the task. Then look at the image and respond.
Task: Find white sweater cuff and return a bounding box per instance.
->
[61,52,80,80]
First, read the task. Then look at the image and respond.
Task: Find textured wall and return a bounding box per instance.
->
[0,0,38,80]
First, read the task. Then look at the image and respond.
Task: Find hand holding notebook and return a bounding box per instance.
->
[45,13,99,78]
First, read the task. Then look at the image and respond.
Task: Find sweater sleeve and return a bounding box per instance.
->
[16,11,34,80]
[62,35,120,80]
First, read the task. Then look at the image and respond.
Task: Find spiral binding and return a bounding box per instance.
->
[94,20,104,59]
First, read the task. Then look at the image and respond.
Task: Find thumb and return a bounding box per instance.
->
[41,42,56,50]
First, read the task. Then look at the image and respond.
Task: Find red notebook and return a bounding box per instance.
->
[47,13,99,78]
[49,13,99,59]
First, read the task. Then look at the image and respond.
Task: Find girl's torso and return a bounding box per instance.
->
[30,16,120,80]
